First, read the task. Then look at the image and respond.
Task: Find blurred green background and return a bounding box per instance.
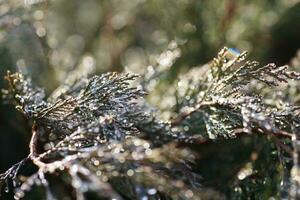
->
[0,0,300,198]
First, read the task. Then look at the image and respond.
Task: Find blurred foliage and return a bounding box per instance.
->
[0,0,300,199]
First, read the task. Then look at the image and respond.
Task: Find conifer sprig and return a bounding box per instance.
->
[2,47,300,199]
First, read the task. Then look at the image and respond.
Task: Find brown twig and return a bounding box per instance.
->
[171,101,217,126]
[256,127,293,156]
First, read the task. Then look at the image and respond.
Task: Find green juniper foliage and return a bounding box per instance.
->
[1,1,300,199]
[1,47,300,199]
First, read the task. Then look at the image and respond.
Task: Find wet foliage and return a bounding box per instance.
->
[1,47,300,199]
[1,0,300,200]
[0,70,218,199]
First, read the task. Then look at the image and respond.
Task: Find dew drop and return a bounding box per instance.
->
[4,185,9,193]
[127,169,134,176]
[147,188,157,195]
